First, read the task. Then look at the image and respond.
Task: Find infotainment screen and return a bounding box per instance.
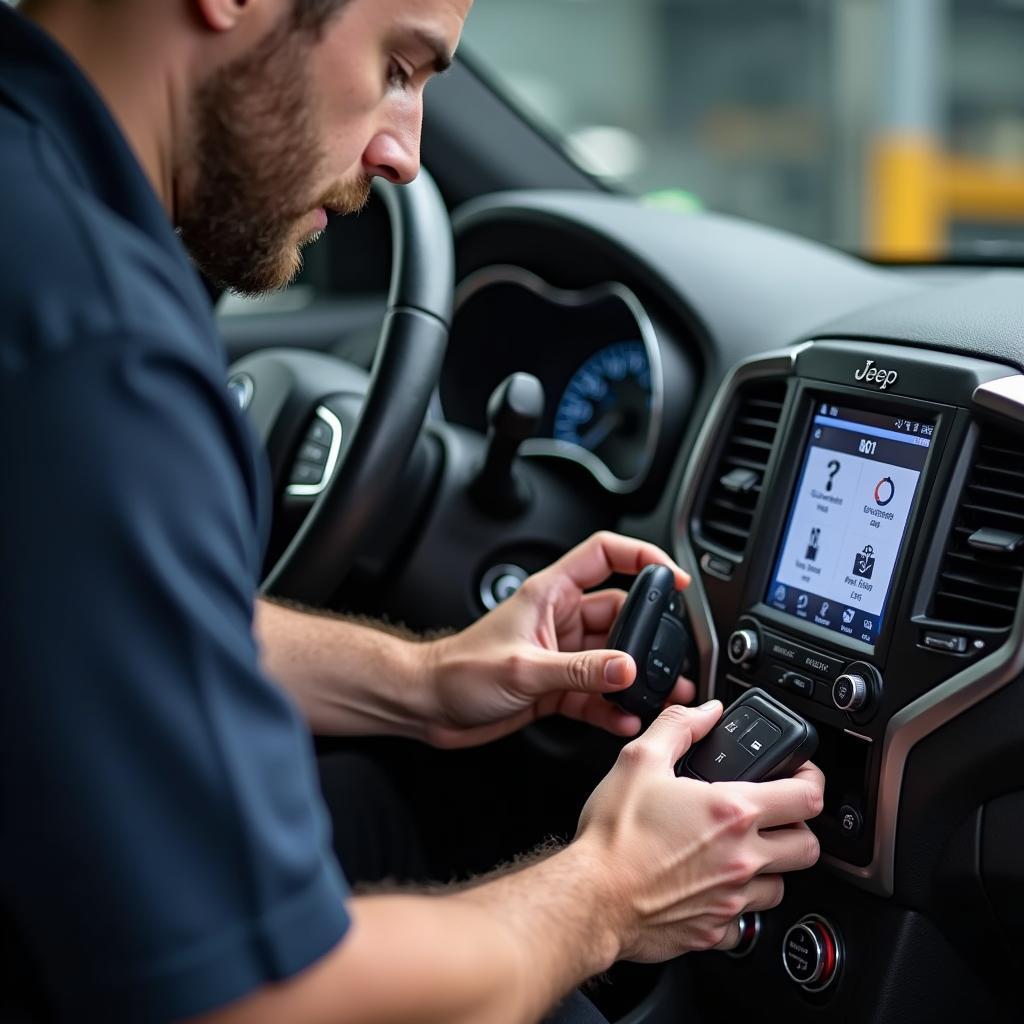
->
[765,402,934,646]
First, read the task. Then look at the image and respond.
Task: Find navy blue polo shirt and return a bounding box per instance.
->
[0,7,350,1021]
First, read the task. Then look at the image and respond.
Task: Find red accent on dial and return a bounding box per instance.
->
[813,921,837,981]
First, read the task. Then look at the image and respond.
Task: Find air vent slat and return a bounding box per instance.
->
[929,424,1024,630]
[695,379,787,559]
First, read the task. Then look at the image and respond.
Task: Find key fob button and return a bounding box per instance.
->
[687,736,756,782]
[721,708,756,737]
[645,653,675,693]
[738,715,782,758]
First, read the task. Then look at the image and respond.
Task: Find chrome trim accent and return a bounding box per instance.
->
[822,598,1024,894]
[671,344,808,705]
[724,911,762,960]
[285,406,343,498]
[973,374,1024,424]
[452,265,665,495]
[227,372,254,412]
[842,729,873,744]
[479,563,528,611]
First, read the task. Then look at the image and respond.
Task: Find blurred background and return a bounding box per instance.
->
[463,0,1024,262]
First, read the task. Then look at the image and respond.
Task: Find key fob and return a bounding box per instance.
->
[604,564,695,719]
[677,688,818,783]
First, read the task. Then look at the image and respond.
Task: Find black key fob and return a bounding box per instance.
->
[677,688,818,783]
[604,564,695,719]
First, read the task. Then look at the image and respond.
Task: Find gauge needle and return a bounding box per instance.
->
[579,408,625,450]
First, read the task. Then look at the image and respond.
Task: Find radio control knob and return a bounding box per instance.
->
[727,629,759,666]
[832,672,869,712]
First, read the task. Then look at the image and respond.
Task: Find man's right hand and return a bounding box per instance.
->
[574,700,825,963]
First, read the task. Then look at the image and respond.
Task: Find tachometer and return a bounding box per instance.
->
[553,341,652,481]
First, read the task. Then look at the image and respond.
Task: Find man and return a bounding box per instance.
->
[0,0,825,1021]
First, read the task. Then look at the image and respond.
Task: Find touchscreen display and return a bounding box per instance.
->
[765,402,934,646]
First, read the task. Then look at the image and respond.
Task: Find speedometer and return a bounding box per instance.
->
[553,341,652,481]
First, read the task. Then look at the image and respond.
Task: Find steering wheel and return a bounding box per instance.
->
[230,170,454,605]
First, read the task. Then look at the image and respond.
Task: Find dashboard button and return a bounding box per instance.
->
[701,553,735,580]
[833,673,869,712]
[728,629,759,666]
[782,672,815,698]
[922,631,968,654]
[782,916,842,992]
[838,804,864,839]
[725,912,762,959]
[764,633,843,678]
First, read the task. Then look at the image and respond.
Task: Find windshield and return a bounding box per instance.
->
[464,0,1024,263]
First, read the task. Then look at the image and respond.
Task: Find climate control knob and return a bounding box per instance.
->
[727,629,759,666]
[832,672,869,712]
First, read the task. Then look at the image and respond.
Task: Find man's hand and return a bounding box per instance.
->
[420,531,696,749]
[574,701,825,961]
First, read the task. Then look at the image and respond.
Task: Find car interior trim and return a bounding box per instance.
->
[452,264,665,494]
[973,374,1024,425]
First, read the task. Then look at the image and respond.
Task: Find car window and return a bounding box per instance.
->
[464,0,1024,263]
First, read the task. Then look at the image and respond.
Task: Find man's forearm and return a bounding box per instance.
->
[254,598,436,738]
[194,841,622,1024]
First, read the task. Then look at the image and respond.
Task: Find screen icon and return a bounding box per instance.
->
[864,619,874,631]
[873,476,895,507]
[842,608,856,625]
[852,545,876,580]
[797,594,809,612]
[774,585,786,603]
[806,527,821,561]
[826,460,841,493]
[819,601,830,618]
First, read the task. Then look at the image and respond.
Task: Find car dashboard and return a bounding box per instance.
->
[436,191,1024,1022]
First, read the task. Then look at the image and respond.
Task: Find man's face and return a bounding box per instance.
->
[177,0,470,295]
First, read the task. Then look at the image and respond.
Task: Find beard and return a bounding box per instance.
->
[177,19,371,296]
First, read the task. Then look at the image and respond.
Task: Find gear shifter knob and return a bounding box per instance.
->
[471,372,545,517]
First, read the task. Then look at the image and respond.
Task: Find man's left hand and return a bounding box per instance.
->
[420,532,696,749]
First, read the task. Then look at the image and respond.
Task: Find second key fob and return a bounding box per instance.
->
[677,688,818,783]
[604,564,695,719]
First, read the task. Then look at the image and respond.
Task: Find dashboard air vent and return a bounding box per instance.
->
[696,379,787,558]
[931,424,1024,630]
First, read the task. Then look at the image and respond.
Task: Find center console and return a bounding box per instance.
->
[673,339,1024,896]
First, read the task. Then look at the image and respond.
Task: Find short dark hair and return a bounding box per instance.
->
[291,0,352,35]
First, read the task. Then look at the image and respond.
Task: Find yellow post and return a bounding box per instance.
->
[868,136,944,261]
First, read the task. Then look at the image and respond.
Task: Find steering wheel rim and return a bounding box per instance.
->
[259,170,454,604]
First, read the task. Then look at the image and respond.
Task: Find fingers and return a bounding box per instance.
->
[664,675,697,707]
[740,874,786,915]
[711,916,742,952]
[551,531,690,593]
[578,588,628,636]
[711,876,785,951]
[629,701,722,767]
[521,646,637,698]
[554,692,643,737]
[757,823,821,874]
[728,763,826,829]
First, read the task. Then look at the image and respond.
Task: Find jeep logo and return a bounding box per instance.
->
[854,359,899,391]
